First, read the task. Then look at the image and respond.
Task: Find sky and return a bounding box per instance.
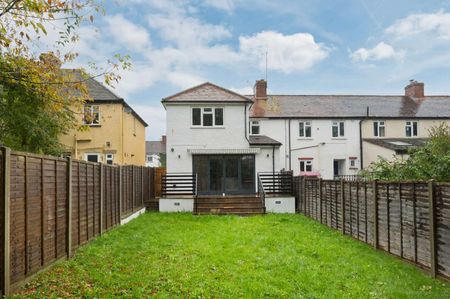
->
[38,0,450,140]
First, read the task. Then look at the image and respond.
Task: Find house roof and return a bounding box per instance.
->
[162,82,253,104]
[146,141,166,154]
[250,95,450,119]
[363,138,428,153]
[64,69,148,127]
[249,135,282,146]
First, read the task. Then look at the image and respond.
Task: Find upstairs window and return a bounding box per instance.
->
[299,121,312,138]
[405,121,418,137]
[83,105,100,125]
[373,121,385,137]
[332,121,345,137]
[250,121,260,135]
[192,108,223,127]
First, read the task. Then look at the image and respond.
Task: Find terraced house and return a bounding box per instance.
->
[59,75,148,166]
[160,79,450,214]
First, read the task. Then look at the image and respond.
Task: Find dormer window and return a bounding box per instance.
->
[192,107,224,127]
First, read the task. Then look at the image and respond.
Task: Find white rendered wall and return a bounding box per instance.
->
[255,118,362,179]
[159,198,194,212]
[265,196,296,213]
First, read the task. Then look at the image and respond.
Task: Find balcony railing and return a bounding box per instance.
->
[161,173,197,197]
[258,171,293,196]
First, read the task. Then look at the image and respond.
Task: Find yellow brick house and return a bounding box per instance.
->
[59,76,148,165]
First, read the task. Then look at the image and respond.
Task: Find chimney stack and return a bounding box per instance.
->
[405,80,424,98]
[254,79,267,100]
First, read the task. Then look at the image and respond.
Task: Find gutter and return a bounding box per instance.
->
[288,119,292,171]
[359,120,364,169]
[244,104,250,143]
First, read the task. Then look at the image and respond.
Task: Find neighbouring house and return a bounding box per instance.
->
[361,80,450,167]
[146,136,167,167]
[59,74,148,165]
[250,79,450,178]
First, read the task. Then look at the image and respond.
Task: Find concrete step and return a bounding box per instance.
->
[195,207,266,214]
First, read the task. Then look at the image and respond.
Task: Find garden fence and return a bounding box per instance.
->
[293,176,450,281]
[0,147,155,295]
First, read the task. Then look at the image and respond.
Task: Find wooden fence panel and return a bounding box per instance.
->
[1,148,152,295]
[295,177,450,280]
[436,183,450,278]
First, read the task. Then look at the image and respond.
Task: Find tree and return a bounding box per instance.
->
[0,0,130,154]
[362,123,450,181]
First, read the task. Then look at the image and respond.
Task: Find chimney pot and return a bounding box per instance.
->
[405,80,424,98]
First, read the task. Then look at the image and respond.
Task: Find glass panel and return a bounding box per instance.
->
[225,157,239,192]
[241,155,254,192]
[305,125,311,137]
[373,122,378,136]
[215,108,223,126]
[379,126,385,137]
[193,156,209,193]
[406,126,411,137]
[209,157,223,192]
[299,122,304,136]
[87,155,98,162]
[332,125,338,137]
[192,108,201,126]
[203,113,213,126]
[413,122,418,136]
[339,122,345,136]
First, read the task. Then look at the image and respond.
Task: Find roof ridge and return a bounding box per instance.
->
[162,82,252,102]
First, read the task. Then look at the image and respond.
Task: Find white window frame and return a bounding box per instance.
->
[105,153,114,165]
[373,121,385,137]
[300,160,313,173]
[84,153,100,163]
[349,157,358,169]
[191,107,224,127]
[405,121,418,137]
[332,121,345,138]
[250,121,260,135]
[299,121,312,138]
[83,105,100,126]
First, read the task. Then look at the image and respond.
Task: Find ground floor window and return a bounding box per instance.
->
[106,154,114,165]
[85,153,100,163]
[300,159,313,173]
[193,155,255,195]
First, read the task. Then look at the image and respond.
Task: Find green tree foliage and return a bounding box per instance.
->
[0,0,130,154]
[362,123,450,181]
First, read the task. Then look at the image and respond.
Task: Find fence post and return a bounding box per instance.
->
[428,180,437,278]
[99,164,104,234]
[373,179,379,250]
[66,157,73,258]
[1,147,11,296]
[318,178,323,224]
[141,167,144,209]
[118,166,122,220]
[340,178,345,234]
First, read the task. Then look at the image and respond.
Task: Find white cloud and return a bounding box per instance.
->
[202,0,236,12]
[350,42,404,63]
[166,71,205,89]
[148,13,231,47]
[239,31,328,73]
[230,86,253,95]
[105,14,151,52]
[386,10,450,39]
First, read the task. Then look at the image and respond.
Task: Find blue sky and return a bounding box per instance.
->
[48,0,450,139]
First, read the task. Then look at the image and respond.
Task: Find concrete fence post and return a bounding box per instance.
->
[428,180,437,278]
[66,157,73,258]
[1,147,11,296]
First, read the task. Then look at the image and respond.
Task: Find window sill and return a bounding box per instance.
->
[191,126,225,129]
[84,124,101,127]
[331,137,346,140]
[297,137,313,140]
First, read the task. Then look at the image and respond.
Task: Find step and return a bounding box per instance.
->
[195,207,266,214]
[196,203,264,209]
[196,197,261,204]
[195,210,265,216]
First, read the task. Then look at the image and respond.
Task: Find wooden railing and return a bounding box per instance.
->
[161,173,197,197]
[258,172,293,195]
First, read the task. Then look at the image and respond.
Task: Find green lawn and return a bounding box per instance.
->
[13,213,450,298]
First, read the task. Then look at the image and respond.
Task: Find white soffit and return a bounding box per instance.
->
[188,148,260,154]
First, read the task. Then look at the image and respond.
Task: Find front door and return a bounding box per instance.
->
[193,155,255,195]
